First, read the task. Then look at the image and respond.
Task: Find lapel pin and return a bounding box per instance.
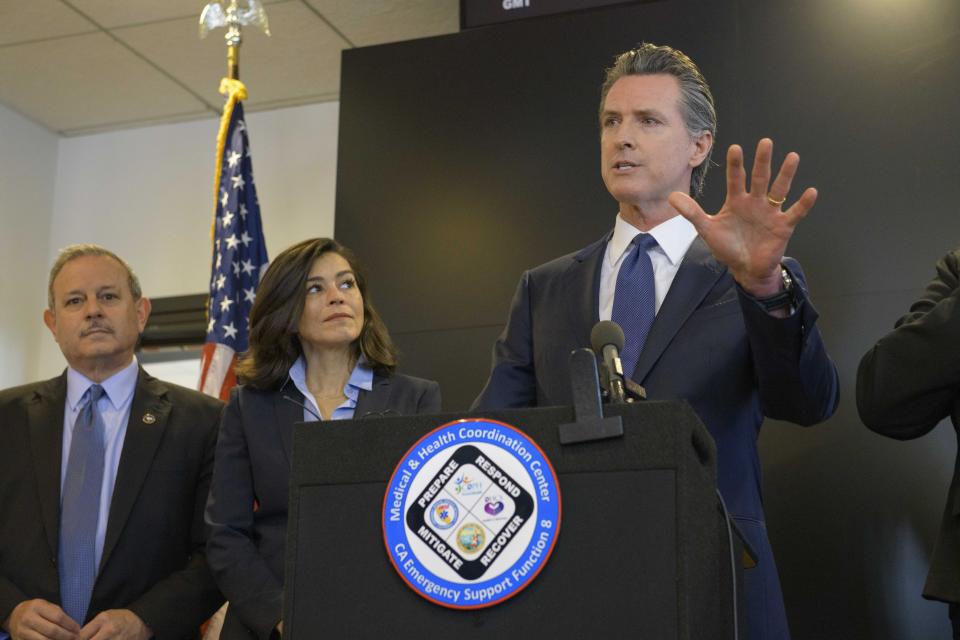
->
[142,413,157,424]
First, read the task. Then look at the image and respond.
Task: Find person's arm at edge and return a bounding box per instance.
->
[857,250,960,439]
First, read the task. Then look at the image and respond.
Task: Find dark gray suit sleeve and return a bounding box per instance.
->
[472,271,538,410]
[0,406,28,626]
[857,250,960,439]
[737,258,840,426]
[206,390,283,640]
[0,580,28,633]
[0,390,45,629]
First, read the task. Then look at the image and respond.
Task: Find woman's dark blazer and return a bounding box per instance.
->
[205,372,441,640]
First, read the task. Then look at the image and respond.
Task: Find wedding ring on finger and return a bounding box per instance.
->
[766,193,787,207]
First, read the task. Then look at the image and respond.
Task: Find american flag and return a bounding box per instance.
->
[198,97,268,400]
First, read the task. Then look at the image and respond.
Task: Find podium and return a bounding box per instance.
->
[283,401,745,639]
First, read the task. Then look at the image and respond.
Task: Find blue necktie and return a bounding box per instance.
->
[612,234,659,379]
[59,384,106,625]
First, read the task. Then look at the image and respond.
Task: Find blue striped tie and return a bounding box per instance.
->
[612,234,659,379]
[59,384,106,625]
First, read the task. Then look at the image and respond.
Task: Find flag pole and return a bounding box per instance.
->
[199,0,270,241]
[227,38,239,81]
[197,1,271,401]
[199,0,271,81]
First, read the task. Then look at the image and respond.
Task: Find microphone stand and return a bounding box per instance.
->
[557,348,625,445]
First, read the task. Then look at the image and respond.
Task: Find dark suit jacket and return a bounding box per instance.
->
[0,369,224,639]
[206,372,441,640]
[857,248,960,605]
[473,235,839,640]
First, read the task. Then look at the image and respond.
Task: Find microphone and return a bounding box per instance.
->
[591,321,626,404]
[282,394,322,421]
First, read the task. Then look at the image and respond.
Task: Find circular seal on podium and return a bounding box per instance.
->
[382,418,561,609]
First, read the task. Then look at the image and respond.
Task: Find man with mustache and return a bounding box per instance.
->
[0,245,223,639]
[473,43,839,638]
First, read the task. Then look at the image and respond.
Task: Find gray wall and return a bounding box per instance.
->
[336,0,959,636]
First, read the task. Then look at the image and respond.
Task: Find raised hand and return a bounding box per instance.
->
[668,138,818,297]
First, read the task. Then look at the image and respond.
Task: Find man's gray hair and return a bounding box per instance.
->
[48,244,142,308]
[599,43,717,197]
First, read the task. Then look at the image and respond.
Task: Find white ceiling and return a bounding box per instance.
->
[0,0,460,136]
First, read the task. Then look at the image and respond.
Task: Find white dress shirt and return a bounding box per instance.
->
[599,213,699,320]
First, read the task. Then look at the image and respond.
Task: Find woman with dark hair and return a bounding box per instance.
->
[205,238,440,639]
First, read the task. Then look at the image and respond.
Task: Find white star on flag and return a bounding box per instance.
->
[231,174,245,190]
[222,211,234,227]
[219,297,234,313]
[223,322,238,339]
[241,259,254,275]
[232,261,240,277]
[243,288,256,303]
[225,234,239,249]
[221,190,229,208]
[239,203,248,218]
[240,231,252,247]
[216,273,226,289]
[226,150,241,168]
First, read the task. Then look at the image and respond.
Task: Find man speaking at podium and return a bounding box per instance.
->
[473,43,839,639]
